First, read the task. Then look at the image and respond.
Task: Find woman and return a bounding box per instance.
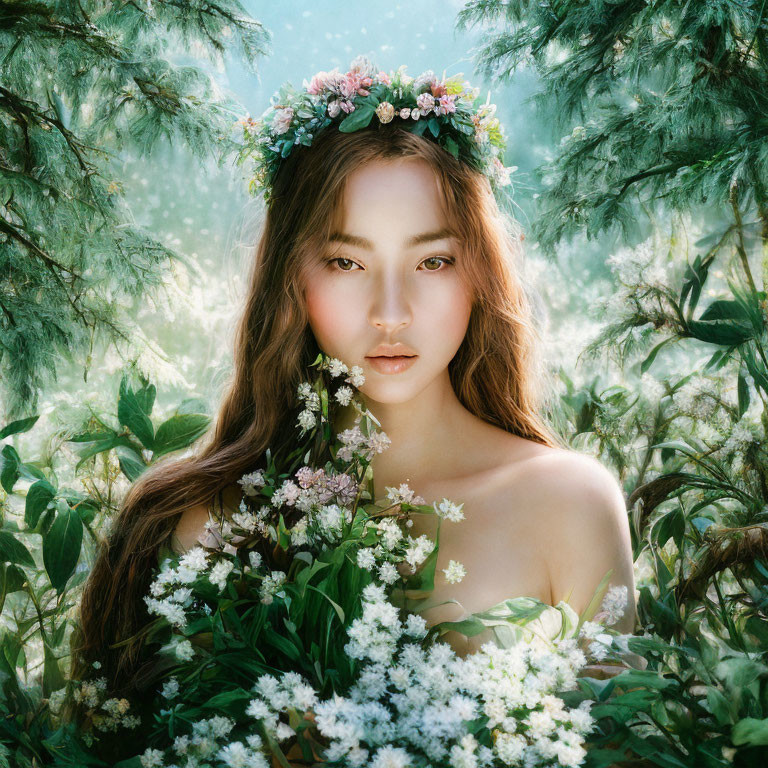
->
[70,58,639,708]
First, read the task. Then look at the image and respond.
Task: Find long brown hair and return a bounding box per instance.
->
[69,122,565,701]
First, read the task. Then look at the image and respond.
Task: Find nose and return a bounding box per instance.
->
[368,272,412,334]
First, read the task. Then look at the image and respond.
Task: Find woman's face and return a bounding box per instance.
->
[303,157,473,404]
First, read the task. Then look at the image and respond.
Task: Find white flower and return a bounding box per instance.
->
[578,620,603,640]
[367,430,391,455]
[376,518,403,549]
[161,677,180,699]
[404,534,435,571]
[345,365,365,388]
[297,381,313,399]
[297,409,317,431]
[443,560,466,584]
[139,748,165,767]
[404,613,427,639]
[370,745,412,768]
[179,547,209,572]
[335,385,354,406]
[589,640,610,661]
[173,639,194,662]
[433,498,465,522]
[260,571,286,604]
[208,560,235,592]
[600,585,628,625]
[249,550,263,569]
[357,548,376,570]
[272,106,294,134]
[327,357,349,377]
[378,561,400,585]
[385,483,421,505]
[238,470,266,496]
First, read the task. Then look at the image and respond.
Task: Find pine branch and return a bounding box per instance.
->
[0,0,270,418]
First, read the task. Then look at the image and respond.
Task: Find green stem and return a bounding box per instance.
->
[729,181,758,295]
[711,573,748,656]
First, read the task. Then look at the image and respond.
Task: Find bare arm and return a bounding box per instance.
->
[170,503,214,555]
[522,451,645,670]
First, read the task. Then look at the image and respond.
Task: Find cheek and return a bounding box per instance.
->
[415,278,473,348]
[304,280,361,353]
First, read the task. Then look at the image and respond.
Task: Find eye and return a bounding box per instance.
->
[326,257,362,272]
[325,255,455,272]
[419,256,454,271]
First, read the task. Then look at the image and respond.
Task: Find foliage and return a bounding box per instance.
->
[0,0,271,418]
[456,0,768,289]
[0,373,210,766]
[453,2,768,764]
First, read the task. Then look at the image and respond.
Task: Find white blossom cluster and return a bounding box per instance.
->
[144,545,282,633]
[139,583,602,768]
[580,585,631,661]
[138,714,269,768]
[248,584,595,768]
[69,675,141,733]
[295,356,366,434]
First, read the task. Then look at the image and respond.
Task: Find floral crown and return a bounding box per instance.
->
[235,55,517,204]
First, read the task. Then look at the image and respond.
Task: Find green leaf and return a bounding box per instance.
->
[67,429,117,443]
[306,583,345,623]
[686,318,754,346]
[737,363,750,418]
[42,640,65,697]
[706,687,733,726]
[427,116,441,137]
[0,443,21,493]
[732,717,768,746]
[71,433,133,471]
[699,299,750,323]
[639,336,675,374]
[114,445,147,481]
[0,563,26,613]
[117,377,155,448]
[0,531,36,568]
[135,381,157,416]
[338,103,376,132]
[25,479,56,529]
[152,413,210,458]
[203,688,252,709]
[442,135,460,159]
[0,415,39,440]
[43,500,84,594]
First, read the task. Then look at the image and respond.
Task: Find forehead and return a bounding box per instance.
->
[331,158,455,247]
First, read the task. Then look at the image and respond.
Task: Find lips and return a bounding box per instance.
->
[365,355,418,375]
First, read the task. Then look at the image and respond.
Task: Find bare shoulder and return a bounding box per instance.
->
[494,441,625,515]
[493,442,637,632]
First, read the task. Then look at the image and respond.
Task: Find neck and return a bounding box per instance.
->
[335,368,476,496]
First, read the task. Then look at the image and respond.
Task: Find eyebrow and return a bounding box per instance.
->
[327,227,457,249]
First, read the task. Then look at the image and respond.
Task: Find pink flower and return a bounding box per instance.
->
[416,93,435,113]
[272,106,294,135]
[431,81,448,98]
[340,72,370,99]
[306,71,330,95]
[438,94,457,114]
[377,71,391,85]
